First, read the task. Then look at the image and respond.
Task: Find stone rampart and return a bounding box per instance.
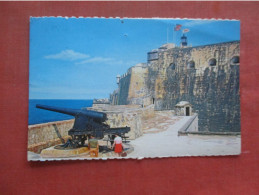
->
[111,41,240,133]
[159,42,240,132]
[27,104,154,153]
[89,104,155,139]
[28,120,74,153]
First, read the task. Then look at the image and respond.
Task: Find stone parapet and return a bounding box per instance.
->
[27,105,155,152]
[28,136,71,154]
[89,104,155,139]
[177,114,198,135]
[28,119,74,153]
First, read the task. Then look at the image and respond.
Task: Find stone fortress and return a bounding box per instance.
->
[110,35,240,133]
[28,34,241,159]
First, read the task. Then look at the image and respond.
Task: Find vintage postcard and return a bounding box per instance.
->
[28,17,241,161]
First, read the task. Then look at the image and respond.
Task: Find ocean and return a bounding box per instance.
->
[28,99,93,125]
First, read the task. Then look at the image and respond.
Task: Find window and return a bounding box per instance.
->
[147,51,159,62]
[187,60,195,69]
[231,56,240,64]
[170,63,176,70]
[209,58,217,66]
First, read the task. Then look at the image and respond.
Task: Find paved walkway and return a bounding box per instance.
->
[142,111,181,134]
[128,114,241,158]
[28,112,241,160]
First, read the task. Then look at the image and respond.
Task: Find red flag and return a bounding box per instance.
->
[183,28,190,33]
[174,24,182,31]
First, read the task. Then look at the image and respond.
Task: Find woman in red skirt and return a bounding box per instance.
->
[112,134,123,156]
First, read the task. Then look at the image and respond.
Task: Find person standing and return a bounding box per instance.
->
[112,134,123,156]
[88,135,99,157]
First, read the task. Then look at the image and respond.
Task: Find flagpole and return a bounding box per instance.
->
[167,25,169,43]
[173,24,176,46]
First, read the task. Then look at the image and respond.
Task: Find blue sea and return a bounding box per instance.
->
[28,99,93,125]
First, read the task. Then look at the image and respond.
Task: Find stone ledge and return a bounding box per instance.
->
[178,131,241,136]
[41,146,89,158]
[28,136,71,154]
[28,119,74,129]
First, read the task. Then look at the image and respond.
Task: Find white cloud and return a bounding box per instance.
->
[45,50,131,66]
[44,50,90,61]
[76,57,114,65]
[184,20,216,27]
[76,57,137,66]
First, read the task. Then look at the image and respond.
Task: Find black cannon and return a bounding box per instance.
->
[36,104,130,149]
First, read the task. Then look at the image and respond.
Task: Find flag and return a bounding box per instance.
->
[183,28,190,33]
[174,24,182,31]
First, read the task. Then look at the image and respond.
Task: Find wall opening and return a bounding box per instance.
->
[209,58,217,66]
[170,63,176,70]
[186,107,190,116]
[152,98,155,104]
[231,56,240,64]
[187,61,195,69]
[147,51,159,62]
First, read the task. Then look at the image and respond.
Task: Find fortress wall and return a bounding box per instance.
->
[90,104,155,139]
[139,104,155,120]
[112,64,151,106]
[159,42,240,132]
[89,104,147,139]
[105,112,142,139]
[128,65,148,100]
[28,120,74,153]
[111,41,240,132]
[27,104,154,153]
[147,42,240,104]
[117,73,131,105]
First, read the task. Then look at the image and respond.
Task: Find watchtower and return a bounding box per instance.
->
[175,101,192,116]
[181,34,188,47]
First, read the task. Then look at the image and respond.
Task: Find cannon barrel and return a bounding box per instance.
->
[36,104,107,122]
[36,104,130,149]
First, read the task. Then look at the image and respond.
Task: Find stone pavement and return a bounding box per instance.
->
[27,111,241,161]
[28,142,134,161]
[142,110,181,134]
[128,115,241,158]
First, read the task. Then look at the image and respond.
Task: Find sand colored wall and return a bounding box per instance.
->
[112,64,150,106]
[28,104,154,152]
[90,104,155,139]
[147,41,240,106]
[127,64,149,105]
[28,120,74,153]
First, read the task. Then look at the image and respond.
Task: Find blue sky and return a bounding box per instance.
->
[29,17,240,99]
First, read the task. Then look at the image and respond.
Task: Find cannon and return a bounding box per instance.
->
[36,104,130,149]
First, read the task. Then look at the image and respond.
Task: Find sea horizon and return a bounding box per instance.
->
[28,99,93,125]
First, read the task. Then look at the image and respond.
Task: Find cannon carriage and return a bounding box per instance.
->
[36,104,130,149]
